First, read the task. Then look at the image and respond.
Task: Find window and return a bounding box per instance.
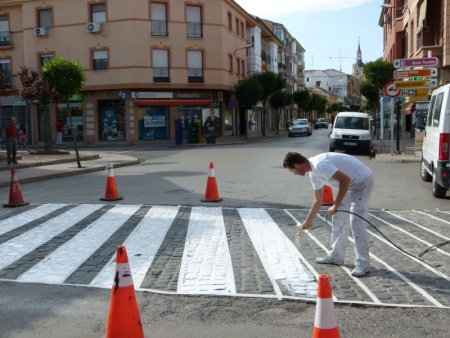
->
[40,54,54,66]
[236,58,240,76]
[38,9,53,28]
[228,54,233,73]
[152,49,169,83]
[0,16,11,47]
[227,13,232,31]
[186,5,202,38]
[432,93,444,127]
[90,3,106,23]
[93,50,108,70]
[187,50,203,83]
[151,2,167,36]
[240,22,244,39]
[235,18,239,36]
[274,27,284,43]
[0,59,12,87]
[241,60,245,77]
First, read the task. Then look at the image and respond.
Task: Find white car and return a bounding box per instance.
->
[419,83,450,198]
[329,112,371,155]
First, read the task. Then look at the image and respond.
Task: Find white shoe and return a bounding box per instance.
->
[351,266,370,277]
[316,256,344,265]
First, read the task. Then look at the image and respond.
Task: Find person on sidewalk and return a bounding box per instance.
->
[5,117,18,165]
[282,151,374,277]
[18,123,27,149]
[56,120,64,146]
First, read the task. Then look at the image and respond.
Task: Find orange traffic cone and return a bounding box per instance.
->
[201,162,223,202]
[322,185,334,206]
[100,162,123,201]
[3,167,29,208]
[106,246,144,338]
[312,274,340,338]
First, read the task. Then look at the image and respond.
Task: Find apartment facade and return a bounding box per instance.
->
[0,0,305,145]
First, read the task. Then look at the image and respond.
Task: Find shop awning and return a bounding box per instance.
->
[136,99,212,106]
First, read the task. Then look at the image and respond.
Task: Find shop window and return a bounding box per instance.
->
[91,3,106,23]
[138,106,168,140]
[99,103,126,141]
[151,2,167,36]
[93,50,108,70]
[56,102,84,142]
[38,9,53,28]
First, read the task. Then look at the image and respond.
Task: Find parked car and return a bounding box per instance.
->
[314,118,328,129]
[329,112,371,154]
[288,118,312,137]
[419,83,450,198]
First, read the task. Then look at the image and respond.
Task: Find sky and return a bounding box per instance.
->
[235,0,384,75]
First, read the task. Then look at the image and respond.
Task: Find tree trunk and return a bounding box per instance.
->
[261,100,266,137]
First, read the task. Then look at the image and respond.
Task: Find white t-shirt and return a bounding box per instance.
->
[308,153,373,190]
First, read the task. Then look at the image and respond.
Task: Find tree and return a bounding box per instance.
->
[268,89,288,134]
[254,71,285,136]
[18,66,62,151]
[293,90,312,117]
[42,57,86,168]
[360,80,379,112]
[307,93,328,117]
[363,59,395,112]
[235,76,263,139]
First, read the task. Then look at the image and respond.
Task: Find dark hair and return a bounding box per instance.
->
[283,152,308,169]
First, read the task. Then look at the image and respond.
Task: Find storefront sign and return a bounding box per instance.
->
[132,92,173,99]
[174,92,213,99]
[69,93,84,101]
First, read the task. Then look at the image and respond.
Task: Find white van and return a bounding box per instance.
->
[419,83,450,198]
[329,112,372,155]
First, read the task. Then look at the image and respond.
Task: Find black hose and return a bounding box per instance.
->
[325,210,440,269]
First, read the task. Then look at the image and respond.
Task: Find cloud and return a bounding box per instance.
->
[235,0,374,18]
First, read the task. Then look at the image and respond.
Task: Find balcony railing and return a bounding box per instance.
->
[188,67,204,83]
[0,31,13,48]
[187,22,202,38]
[153,67,170,83]
[151,20,167,36]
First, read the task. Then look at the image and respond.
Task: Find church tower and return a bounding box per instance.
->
[353,38,365,78]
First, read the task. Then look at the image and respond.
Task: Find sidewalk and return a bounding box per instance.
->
[0,130,420,189]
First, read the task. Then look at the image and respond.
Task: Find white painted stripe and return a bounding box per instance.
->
[316,214,445,307]
[314,298,338,329]
[0,204,68,236]
[17,205,141,284]
[177,207,236,295]
[286,210,382,304]
[90,205,180,288]
[239,208,317,298]
[414,210,450,227]
[0,204,104,271]
[369,212,450,259]
[386,211,450,241]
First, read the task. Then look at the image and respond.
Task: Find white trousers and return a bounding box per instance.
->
[328,173,374,268]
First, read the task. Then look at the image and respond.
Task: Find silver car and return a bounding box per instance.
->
[288,118,312,137]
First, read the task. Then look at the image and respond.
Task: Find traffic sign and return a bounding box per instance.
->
[394,79,438,90]
[384,81,401,98]
[229,98,238,109]
[394,68,437,79]
[393,57,439,68]
[399,89,416,97]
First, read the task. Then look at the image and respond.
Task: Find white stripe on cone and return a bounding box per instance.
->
[314,298,338,329]
[114,262,134,288]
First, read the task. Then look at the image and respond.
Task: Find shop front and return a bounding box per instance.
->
[55,94,85,142]
[98,100,126,141]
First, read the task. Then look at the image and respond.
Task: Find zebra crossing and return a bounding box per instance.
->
[0,204,449,308]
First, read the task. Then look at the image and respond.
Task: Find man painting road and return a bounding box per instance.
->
[283,151,375,277]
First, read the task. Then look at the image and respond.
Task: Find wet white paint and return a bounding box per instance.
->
[17,205,141,284]
[90,205,180,288]
[177,207,236,295]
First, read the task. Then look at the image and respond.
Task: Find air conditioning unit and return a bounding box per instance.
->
[86,22,101,33]
[34,27,46,36]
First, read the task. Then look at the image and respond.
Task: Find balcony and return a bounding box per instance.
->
[151,20,167,36]
[153,67,170,83]
[187,22,202,38]
[188,67,204,83]
[0,31,13,48]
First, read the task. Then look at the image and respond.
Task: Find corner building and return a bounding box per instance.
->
[0,0,304,145]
